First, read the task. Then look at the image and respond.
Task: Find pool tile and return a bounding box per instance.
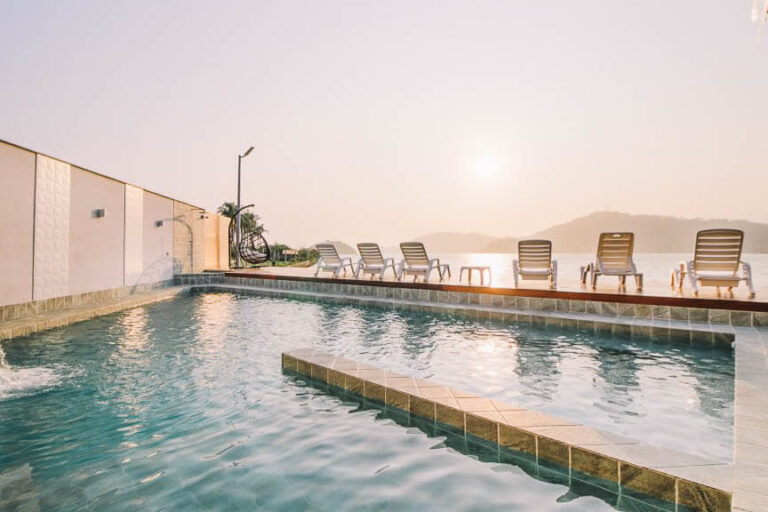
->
[689,308,709,324]
[569,300,586,313]
[710,309,730,325]
[490,399,525,412]
[296,359,312,376]
[634,304,652,319]
[466,413,498,443]
[325,357,356,370]
[410,396,435,421]
[498,424,536,455]
[327,369,346,389]
[731,311,752,327]
[344,375,364,394]
[386,376,419,390]
[456,397,497,412]
[664,465,733,494]
[527,425,636,447]
[653,306,671,320]
[500,410,576,428]
[310,363,328,381]
[620,463,676,504]
[363,381,385,403]
[418,386,458,399]
[356,369,388,384]
[571,446,619,483]
[281,354,298,371]
[594,444,714,469]
[435,403,465,430]
[752,312,768,327]
[537,437,569,467]
[385,387,410,410]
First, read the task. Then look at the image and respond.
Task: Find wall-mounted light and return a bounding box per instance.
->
[200,213,209,220]
[155,220,164,227]
[92,209,106,218]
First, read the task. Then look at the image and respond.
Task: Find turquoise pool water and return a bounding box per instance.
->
[0,291,733,511]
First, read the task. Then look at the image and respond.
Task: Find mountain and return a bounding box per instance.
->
[414,232,499,253]
[416,212,768,253]
[519,211,768,253]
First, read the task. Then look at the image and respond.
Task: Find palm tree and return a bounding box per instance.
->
[217,201,265,235]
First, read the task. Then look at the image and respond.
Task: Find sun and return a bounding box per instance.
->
[474,154,500,179]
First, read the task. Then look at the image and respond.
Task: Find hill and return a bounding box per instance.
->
[416,212,768,253]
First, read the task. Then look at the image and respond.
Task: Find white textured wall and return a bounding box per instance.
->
[0,142,36,306]
[33,155,71,301]
[124,184,144,286]
[68,167,125,295]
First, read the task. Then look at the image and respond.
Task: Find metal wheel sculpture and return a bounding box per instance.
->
[229,204,270,266]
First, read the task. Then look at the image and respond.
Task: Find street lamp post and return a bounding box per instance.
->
[236,146,254,268]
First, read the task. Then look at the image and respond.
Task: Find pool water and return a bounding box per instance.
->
[0,291,733,511]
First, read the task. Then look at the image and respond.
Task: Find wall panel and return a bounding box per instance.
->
[68,167,125,295]
[34,155,71,300]
[124,185,143,286]
[0,142,35,306]
[141,191,174,284]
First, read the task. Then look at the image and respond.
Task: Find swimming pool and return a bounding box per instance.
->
[0,291,733,510]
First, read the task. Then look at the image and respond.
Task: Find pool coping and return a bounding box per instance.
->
[282,348,733,511]
[0,286,188,341]
[224,270,768,313]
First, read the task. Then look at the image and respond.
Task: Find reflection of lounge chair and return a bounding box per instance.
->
[397,242,450,282]
[355,243,397,280]
[513,240,557,289]
[314,243,354,278]
[672,229,755,298]
[580,233,643,290]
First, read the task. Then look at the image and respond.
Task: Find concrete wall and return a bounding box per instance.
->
[68,167,125,295]
[0,142,35,305]
[0,139,229,307]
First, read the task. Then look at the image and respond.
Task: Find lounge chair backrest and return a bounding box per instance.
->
[316,243,342,264]
[518,240,552,269]
[357,243,385,265]
[693,229,743,274]
[400,242,430,266]
[596,232,635,272]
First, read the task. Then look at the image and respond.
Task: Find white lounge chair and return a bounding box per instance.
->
[314,243,355,278]
[355,243,397,280]
[397,242,451,282]
[580,232,643,291]
[671,229,755,298]
[513,240,557,289]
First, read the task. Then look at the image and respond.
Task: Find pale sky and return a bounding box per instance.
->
[1,1,766,247]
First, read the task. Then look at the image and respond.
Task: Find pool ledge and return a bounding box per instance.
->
[283,348,733,512]
[0,286,188,341]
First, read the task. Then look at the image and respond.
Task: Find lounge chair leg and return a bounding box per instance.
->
[743,262,756,298]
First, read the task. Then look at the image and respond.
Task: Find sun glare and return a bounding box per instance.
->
[474,154,500,179]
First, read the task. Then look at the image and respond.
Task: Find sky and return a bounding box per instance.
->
[1,1,767,247]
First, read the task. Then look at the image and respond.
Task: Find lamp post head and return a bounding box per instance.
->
[241,146,254,158]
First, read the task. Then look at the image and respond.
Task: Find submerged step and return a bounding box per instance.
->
[282,348,732,512]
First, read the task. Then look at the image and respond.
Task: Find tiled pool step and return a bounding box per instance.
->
[200,283,735,347]
[282,348,733,512]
